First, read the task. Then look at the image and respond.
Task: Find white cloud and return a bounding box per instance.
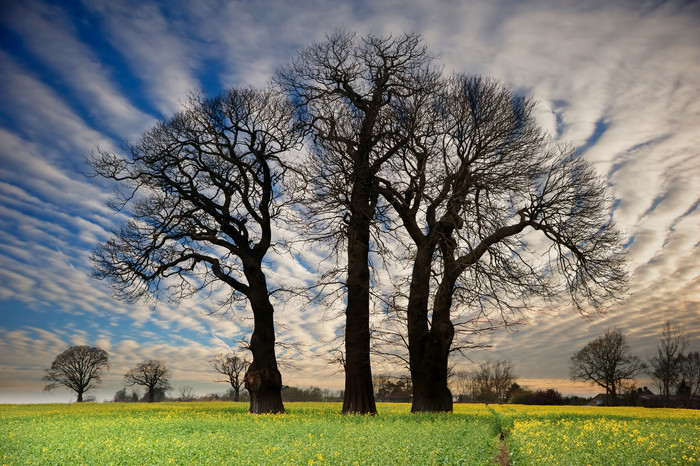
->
[83,0,201,116]
[1,0,155,139]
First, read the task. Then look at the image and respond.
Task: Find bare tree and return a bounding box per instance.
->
[210,353,249,401]
[277,31,439,414]
[648,321,688,402]
[570,328,645,404]
[466,360,516,403]
[124,360,172,402]
[90,88,302,414]
[449,371,472,402]
[678,351,700,404]
[43,345,109,402]
[178,386,196,401]
[376,74,628,412]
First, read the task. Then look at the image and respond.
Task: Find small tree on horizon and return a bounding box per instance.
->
[124,360,172,402]
[209,353,249,402]
[570,328,645,404]
[648,321,688,403]
[43,345,110,402]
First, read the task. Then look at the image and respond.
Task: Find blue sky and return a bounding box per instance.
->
[1,0,699,403]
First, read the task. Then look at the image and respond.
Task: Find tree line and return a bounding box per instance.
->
[569,323,700,407]
[87,30,629,414]
[44,348,248,403]
[43,322,698,407]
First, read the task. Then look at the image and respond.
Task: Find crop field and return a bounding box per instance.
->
[1,402,698,465]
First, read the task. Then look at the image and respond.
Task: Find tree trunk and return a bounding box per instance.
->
[411,324,454,412]
[406,243,439,412]
[245,364,284,413]
[76,391,84,403]
[244,264,285,414]
[410,271,455,413]
[342,181,377,415]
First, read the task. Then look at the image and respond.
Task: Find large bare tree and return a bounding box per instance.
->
[570,328,645,404]
[43,345,109,402]
[124,360,171,402]
[90,88,301,413]
[376,74,628,412]
[277,31,439,414]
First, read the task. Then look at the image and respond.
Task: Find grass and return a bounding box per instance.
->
[1,402,698,465]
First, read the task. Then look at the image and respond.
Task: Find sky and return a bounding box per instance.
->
[0,0,699,403]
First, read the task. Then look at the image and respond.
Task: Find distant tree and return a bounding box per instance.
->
[678,351,700,402]
[209,353,249,402]
[124,360,172,402]
[113,388,128,402]
[504,382,522,402]
[507,386,534,405]
[178,386,196,401]
[43,345,109,402]
[281,386,342,402]
[647,322,688,402]
[529,389,564,405]
[449,371,472,402]
[90,87,302,414]
[468,360,516,403]
[373,374,412,401]
[569,329,645,404]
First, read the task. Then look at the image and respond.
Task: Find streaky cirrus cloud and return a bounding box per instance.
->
[0,0,698,401]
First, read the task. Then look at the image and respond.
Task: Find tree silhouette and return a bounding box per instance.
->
[648,321,688,402]
[43,345,109,402]
[377,74,628,411]
[277,30,439,414]
[210,353,249,401]
[570,328,645,404]
[124,360,171,402]
[91,88,302,413]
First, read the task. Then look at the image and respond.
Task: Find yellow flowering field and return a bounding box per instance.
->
[493,405,700,465]
[0,402,497,465]
[1,402,698,465]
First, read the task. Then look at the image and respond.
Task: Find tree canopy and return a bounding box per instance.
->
[570,328,645,403]
[43,345,110,402]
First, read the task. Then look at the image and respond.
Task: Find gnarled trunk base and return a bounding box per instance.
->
[411,378,453,413]
[245,366,285,414]
[410,328,454,413]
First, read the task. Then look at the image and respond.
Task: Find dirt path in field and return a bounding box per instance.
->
[495,440,510,466]
[488,406,511,465]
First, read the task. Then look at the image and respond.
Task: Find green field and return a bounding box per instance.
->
[1,402,698,465]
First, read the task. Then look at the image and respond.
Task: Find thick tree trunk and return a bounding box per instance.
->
[244,264,285,414]
[406,243,436,412]
[342,182,377,415]
[410,270,455,413]
[411,323,454,412]
[76,391,84,403]
[245,364,284,413]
